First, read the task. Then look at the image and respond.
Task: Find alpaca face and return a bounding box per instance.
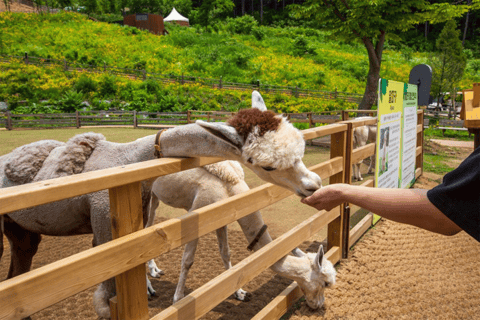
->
[195,91,322,197]
[297,246,336,309]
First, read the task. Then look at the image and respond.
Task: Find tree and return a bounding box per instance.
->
[196,0,234,28]
[431,20,467,116]
[291,0,480,110]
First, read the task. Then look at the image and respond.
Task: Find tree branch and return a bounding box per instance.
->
[325,0,346,22]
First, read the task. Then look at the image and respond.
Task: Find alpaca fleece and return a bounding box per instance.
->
[228,109,281,140]
[241,117,305,170]
[203,160,245,185]
[3,140,65,184]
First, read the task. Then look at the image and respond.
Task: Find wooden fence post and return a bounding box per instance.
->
[108,182,149,320]
[219,76,222,89]
[187,110,191,124]
[75,111,80,129]
[327,128,347,256]
[133,110,137,128]
[6,111,12,130]
[24,52,29,65]
[416,110,424,175]
[64,59,68,71]
[142,70,146,81]
[341,122,354,258]
[334,87,338,99]
[181,73,184,85]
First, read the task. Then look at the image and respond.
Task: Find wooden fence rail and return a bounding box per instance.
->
[0,112,424,320]
[2,110,379,131]
[0,54,364,103]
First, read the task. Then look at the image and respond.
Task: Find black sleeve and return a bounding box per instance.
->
[427,147,480,242]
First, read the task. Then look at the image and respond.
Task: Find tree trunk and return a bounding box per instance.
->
[260,0,263,23]
[242,0,245,15]
[462,0,472,46]
[358,32,385,110]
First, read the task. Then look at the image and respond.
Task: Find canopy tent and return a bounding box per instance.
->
[164,7,189,26]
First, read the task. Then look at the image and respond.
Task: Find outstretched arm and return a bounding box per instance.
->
[301,184,462,236]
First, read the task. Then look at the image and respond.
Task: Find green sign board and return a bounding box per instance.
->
[374,78,418,223]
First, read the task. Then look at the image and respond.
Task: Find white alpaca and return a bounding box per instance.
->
[144,160,336,308]
[0,91,323,319]
[352,119,377,181]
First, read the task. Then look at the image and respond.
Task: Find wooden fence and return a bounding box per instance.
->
[2,110,378,130]
[0,54,364,103]
[0,111,425,320]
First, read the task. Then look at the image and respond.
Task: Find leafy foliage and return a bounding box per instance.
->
[431,20,467,101]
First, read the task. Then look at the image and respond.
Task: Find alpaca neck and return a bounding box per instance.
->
[160,124,242,161]
[118,135,157,164]
[234,200,307,282]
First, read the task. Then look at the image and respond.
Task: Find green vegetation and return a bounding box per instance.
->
[423,153,458,175]
[1,6,479,114]
[424,127,474,141]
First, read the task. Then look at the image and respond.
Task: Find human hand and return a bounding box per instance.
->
[301,184,348,211]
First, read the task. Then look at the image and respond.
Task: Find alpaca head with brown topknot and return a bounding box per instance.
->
[195,91,321,198]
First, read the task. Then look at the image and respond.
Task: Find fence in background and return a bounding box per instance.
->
[1,109,380,130]
[0,112,425,320]
[0,54,364,103]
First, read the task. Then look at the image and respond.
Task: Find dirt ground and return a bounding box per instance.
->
[1,138,479,319]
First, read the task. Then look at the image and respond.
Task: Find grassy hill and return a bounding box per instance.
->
[1,11,478,114]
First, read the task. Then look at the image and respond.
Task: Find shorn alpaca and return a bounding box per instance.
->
[144,160,336,307]
[352,119,377,181]
[0,91,322,319]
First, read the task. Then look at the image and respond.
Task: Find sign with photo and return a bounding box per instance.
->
[374,78,418,222]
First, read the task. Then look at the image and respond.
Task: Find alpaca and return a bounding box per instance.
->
[144,160,336,308]
[352,119,377,181]
[0,91,322,319]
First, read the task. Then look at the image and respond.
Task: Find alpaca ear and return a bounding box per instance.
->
[252,90,267,111]
[291,247,307,257]
[315,245,325,270]
[196,120,244,150]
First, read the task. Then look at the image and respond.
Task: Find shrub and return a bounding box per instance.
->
[75,76,97,94]
[99,75,117,98]
[252,26,266,41]
[225,15,258,35]
[57,89,84,112]
[291,36,316,57]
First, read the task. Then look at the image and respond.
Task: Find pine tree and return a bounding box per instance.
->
[431,20,467,113]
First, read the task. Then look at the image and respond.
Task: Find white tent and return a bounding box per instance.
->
[164,8,189,23]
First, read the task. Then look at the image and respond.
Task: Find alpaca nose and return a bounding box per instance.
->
[301,174,322,196]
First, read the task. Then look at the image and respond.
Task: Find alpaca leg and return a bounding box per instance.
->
[356,161,363,181]
[215,227,248,301]
[173,239,199,303]
[3,217,42,279]
[90,201,116,319]
[145,194,164,278]
[367,155,375,174]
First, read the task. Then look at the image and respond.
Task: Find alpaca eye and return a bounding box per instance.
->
[262,166,276,171]
[247,158,253,164]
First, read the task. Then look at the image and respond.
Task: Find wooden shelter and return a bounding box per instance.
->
[123,13,167,35]
[460,83,480,148]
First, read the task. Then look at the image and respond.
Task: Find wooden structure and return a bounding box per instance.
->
[460,83,480,149]
[2,110,370,131]
[123,13,167,35]
[0,112,425,320]
[436,119,469,135]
